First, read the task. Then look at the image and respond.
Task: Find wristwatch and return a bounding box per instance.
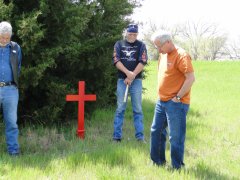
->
[176,95,181,101]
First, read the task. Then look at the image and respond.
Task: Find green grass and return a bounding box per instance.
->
[1,61,240,179]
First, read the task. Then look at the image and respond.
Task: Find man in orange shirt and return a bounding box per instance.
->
[150,30,195,169]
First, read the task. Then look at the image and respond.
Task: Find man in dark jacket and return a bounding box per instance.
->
[0,21,22,156]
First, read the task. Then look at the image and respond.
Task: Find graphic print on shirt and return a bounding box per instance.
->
[121,45,137,61]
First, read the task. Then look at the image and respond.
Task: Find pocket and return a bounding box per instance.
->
[170,99,181,104]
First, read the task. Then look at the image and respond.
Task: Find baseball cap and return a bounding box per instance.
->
[127,24,138,33]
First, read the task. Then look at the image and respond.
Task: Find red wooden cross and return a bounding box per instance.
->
[66,81,96,139]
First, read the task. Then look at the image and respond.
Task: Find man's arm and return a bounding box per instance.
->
[133,63,144,76]
[122,62,145,85]
[132,42,147,77]
[116,62,145,81]
[115,61,136,80]
[172,72,195,102]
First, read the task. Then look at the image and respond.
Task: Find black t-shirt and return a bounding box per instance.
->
[112,40,148,79]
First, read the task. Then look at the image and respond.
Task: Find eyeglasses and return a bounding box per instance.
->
[127,33,138,37]
[0,36,11,41]
[0,32,11,39]
[154,41,168,49]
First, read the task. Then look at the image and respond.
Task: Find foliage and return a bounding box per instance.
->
[0,0,137,124]
[144,21,228,60]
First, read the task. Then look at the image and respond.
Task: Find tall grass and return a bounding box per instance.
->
[0,61,239,179]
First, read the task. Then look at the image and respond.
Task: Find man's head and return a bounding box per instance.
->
[126,24,138,43]
[0,21,12,47]
[151,30,174,54]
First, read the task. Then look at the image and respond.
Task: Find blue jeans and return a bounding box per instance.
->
[113,79,144,140]
[150,100,189,169]
[0,85,19,154]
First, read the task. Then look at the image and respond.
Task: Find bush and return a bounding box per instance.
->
[0,0,137,125]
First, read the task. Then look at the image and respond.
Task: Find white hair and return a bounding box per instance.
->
[0,21,12,35]
[151,30,172,44]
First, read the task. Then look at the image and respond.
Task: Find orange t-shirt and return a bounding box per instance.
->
[158,47,194,104]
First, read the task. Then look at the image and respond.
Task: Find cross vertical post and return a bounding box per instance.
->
[66,81,96,139]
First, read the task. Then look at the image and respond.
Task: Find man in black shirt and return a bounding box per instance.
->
[112,24,148,142]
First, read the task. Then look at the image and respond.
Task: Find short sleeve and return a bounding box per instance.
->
[138,43,148,65]
[177,53,194,73]
[112,41,121,65]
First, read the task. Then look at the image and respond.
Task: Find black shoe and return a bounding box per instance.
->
[137,139,147,144]
[153,161,166,167]
[112,138,121,142]
[9,152,20,156]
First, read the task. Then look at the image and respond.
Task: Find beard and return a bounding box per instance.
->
[126,38,136,43]
[0,42,7,47]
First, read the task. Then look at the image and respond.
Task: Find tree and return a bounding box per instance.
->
[176,20,227,60]
[224,36,240,59]
[143,22,180,60]
[143,20,228,60]
[0,0,138,125]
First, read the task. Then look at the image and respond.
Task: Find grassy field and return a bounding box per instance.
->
[0,61,240,179]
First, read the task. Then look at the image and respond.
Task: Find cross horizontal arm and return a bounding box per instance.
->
[66,95,96,101]
[66,95,81,101]
[84,95,96,101]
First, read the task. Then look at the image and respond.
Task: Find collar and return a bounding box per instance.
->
[0,43,11,49]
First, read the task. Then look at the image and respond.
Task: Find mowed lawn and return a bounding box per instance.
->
[0,61,239,179]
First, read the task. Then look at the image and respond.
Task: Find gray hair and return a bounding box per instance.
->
[0,21,12,35]
[151,30,172,44]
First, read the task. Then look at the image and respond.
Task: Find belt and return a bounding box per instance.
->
[0,81,15,87]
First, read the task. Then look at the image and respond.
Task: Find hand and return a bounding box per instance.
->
[171,96,180,103]
[124,78,132,85]
[126,71,136,81]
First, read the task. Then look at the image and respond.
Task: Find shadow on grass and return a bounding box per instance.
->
[0,122,135,174]
[188,161,234,180]
[186,108,206,141]
[0,99,213,177]
[64,142,136,171]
